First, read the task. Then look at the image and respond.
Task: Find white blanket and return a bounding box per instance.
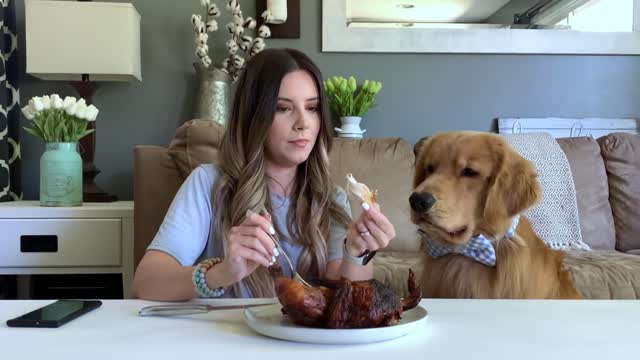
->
[503,133,591,251]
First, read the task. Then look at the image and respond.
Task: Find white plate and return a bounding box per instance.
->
[243,303,428,345]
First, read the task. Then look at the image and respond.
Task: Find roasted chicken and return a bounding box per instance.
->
[269,265,422,329]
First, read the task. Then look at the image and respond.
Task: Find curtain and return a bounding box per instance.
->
[0,0,20,202]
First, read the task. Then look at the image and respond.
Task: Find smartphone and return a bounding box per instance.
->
[6,300,102,328]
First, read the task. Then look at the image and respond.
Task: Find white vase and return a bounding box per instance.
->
[334,116,366,138]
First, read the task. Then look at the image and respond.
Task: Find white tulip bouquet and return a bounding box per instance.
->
[191,0,272,81]
[21,94,99,143]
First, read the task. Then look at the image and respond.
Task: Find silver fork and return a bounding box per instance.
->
[260,209,313,288]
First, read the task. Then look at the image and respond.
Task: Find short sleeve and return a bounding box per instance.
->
[327,186,353,262]
[146,165,216,266]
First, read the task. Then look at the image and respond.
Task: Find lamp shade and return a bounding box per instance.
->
[25,0,141,82]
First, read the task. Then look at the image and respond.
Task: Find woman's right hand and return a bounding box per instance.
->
[216,210,278,285]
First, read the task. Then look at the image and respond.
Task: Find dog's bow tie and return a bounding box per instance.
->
[421,216,520,267]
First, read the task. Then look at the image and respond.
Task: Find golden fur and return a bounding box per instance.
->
[411,131,581,299]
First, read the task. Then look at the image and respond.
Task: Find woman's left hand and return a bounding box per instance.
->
[345,202,396,257]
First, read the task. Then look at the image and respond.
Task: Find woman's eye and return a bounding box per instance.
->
[461,167,479,177]
[308,106,319,112]
[276,106,291,113]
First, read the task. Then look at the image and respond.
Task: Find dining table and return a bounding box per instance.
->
[1,298,637,359]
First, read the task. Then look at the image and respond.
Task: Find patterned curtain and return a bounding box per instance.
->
[0,0,20,202]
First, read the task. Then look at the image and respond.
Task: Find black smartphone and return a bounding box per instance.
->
[6,300,102,328]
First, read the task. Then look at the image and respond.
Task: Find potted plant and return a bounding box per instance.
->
[190,0,272,126]
[21,95,99,207]
[323,76,382,138]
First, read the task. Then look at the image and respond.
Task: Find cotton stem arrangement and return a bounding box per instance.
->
[191,0,272,81]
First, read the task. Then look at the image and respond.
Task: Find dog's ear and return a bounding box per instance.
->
[414,136,430,157]
[412,136,432,189]
[483,139,541,236]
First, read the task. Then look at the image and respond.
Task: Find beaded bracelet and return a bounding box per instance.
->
[192,258,225,298]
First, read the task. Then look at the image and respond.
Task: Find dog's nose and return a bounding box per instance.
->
[409,192,436,213]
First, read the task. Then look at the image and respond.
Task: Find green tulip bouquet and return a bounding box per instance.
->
[323,76,382,117]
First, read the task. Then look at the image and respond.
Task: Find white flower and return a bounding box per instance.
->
[207,4,220,17]
[75,103,88,120]
[41,95,51,110]
[32,97,44,112]
[238,35,252,50]
[195,33,208,47]
[258,25,271,38]
[227,0,238,11]
[231,54,244,69]
[196,45,208,58]
[21,105,35,120]
[62,96,76,108]
[253,37,265,51]
[76,98,87,108]
[65,102,78,117]
[261,9,273,23]
[244,17,257,29]
[233,15,243,26]
[226,22,236,34]
[191,14,199,26]
[51,94,63,109]
[206,19,218,32]
[225,39,238,54]
[200,0,210,6]
[232,23,244,36]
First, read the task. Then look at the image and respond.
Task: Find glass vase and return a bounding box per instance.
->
[39,142,82,207]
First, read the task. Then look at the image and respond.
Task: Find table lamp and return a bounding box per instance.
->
[25,0,141,202]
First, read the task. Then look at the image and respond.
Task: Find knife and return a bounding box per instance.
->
[138,303,274,317]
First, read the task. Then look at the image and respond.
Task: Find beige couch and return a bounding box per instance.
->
[134,120,640,299]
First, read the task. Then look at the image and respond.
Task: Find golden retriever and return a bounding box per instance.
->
[410,131,581,299]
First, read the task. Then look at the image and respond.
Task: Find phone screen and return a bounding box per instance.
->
[18,300,86,321]
[8,300,102,327]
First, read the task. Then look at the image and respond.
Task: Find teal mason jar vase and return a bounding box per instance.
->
[40,142,82,207]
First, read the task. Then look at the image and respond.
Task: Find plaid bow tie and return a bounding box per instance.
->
[421,216,520,267]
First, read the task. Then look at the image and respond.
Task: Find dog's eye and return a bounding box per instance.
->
[461,167,479,177]
[427,165,434,173]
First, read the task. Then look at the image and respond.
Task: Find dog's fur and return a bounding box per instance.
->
[410,131,581,299]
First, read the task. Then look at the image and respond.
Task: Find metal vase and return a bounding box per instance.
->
[194,63,233,126]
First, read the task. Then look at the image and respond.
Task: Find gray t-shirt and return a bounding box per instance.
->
[147,163,352,298]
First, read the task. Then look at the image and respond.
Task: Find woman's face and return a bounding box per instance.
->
[265,69,321,170]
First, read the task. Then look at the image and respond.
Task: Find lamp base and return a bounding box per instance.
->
[83,167,117,203]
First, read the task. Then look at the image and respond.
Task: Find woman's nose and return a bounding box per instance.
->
[294,111,310,130]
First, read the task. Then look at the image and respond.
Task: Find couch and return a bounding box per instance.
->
[134,120,640,299]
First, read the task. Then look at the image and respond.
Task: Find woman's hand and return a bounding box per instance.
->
[215,211,278,286]
[345,202,396,258]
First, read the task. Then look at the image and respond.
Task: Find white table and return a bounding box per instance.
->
[0,299,637,359]
[0,201,134,298]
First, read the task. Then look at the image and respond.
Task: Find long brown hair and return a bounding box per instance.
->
[212,48,351,297]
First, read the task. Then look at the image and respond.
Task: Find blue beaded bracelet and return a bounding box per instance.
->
[192,258,225,298]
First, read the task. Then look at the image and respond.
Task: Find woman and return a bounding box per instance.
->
[132,48,396,301]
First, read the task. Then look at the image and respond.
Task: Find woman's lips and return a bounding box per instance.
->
[290,140,309,148]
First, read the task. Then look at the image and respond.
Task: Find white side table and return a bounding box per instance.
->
[0,201,134,298]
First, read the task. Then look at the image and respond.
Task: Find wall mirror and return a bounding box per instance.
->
[322,0,640,54]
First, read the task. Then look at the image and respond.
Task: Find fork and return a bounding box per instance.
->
[259,209,313,288]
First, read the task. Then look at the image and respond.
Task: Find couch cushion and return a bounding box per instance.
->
[168,119,225,179]
[597,133,640,253]
[373,250,640,300]
[564,250,640,299]
[556,137,616,250]
[329,138,421,252]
